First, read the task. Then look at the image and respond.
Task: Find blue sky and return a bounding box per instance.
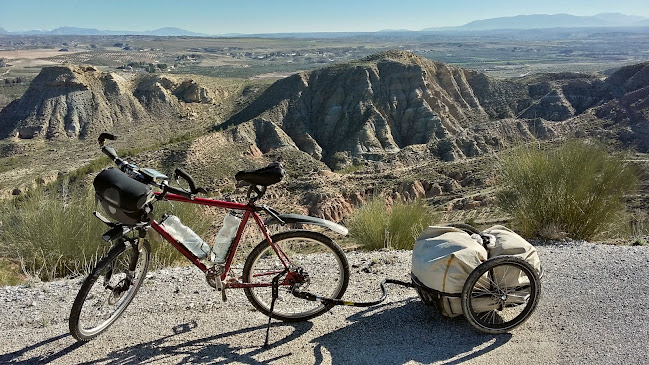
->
[1,0,649,33]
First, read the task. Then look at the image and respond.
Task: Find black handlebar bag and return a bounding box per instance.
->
[93,168,154,225]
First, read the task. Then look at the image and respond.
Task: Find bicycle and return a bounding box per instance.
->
[69,133,350,342]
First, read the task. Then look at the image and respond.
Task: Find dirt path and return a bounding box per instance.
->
[0,244,647,364]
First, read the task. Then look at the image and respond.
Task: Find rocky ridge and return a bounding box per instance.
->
[0,65,215,141]
[223,51,649,168]
[2,52,649,223]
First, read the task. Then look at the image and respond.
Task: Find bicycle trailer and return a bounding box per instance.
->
[290,224,542,335]
[411,225,541,333]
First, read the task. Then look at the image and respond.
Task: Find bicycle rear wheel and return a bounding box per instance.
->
[243,230,349,322]
[69,239,150,341]
[461,255,541,334]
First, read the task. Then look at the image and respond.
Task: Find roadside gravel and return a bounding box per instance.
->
[1,242,648,364]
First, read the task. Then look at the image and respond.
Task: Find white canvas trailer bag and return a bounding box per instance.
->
[412,225,541,317]
[412,226,487,316]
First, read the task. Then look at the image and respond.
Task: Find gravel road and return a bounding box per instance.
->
[1,242,648,364]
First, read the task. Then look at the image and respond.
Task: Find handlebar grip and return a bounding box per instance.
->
[102,145,119,161]
[174,168,198,194]
[102,145,131,172]
[164,184,192,199]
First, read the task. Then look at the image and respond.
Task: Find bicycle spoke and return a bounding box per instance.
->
[462,257,540,334]
[243,231,349,321]
[71,242,150,341]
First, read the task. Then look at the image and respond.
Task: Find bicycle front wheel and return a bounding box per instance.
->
[243,230,349,322]
[461,255,541,334]
[69,239,150,341]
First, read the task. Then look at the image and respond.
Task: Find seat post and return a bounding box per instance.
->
[246,185,267,203]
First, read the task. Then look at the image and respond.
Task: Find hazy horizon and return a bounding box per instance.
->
[1,0,649,34]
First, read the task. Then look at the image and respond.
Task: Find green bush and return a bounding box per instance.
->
[0,183,108,281]
[0,180,212,283]
[497,140,638,240]
[349,198,434,250]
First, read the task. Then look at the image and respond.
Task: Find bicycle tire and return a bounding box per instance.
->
[69,240,150,342]
[243,230,349,322]
[461,255,541,334]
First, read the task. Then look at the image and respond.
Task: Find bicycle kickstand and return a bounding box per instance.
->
[264,268,288,347]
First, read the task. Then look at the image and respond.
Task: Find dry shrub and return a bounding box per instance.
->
[349,198,435,250]
[0,179,212,282]
[498,140,638,240]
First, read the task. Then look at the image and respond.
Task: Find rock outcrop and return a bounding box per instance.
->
[223,50,627,168]
[590,61,649,150]
[0,65,215,140]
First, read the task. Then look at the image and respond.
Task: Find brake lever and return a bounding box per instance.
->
[174,168,206,195]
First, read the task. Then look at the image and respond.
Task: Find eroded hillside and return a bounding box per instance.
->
[223,51,649,170]
[0,65,245,144]
[0,65,269,199]
[1,51,648,223]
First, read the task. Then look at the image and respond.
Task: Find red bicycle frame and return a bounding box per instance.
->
[150,192,293,288]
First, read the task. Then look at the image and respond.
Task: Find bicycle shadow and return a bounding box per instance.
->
[0,333,84,364]
[310,298,512,365]
[1,301,510,364]
[90,299,508,365]
[1,320,312,365]
[98,320,313,365]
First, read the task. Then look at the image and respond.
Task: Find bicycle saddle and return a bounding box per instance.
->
[235,162,285,186]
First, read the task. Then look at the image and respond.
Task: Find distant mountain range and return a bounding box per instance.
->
[0,26,208,37]
[0,13,648,37]
[423,13,649,31]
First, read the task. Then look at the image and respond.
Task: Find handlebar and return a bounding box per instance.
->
[175,168,207,195]
[98,134,200,200]
[102,145,128,170]
[98,133,266,204]
[161,183,194,199]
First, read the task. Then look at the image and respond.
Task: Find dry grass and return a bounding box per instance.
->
[497,140,638,240]
[348,198,436,250]
[0,178,213,284]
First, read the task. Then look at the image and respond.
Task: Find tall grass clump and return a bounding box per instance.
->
[0,179,212,283]
[498,140,638,240]
[0,258,24,286]
[349,198,435,250]
[0,182,109,281]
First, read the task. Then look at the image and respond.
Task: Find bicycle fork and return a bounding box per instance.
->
[104,234,146,295]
